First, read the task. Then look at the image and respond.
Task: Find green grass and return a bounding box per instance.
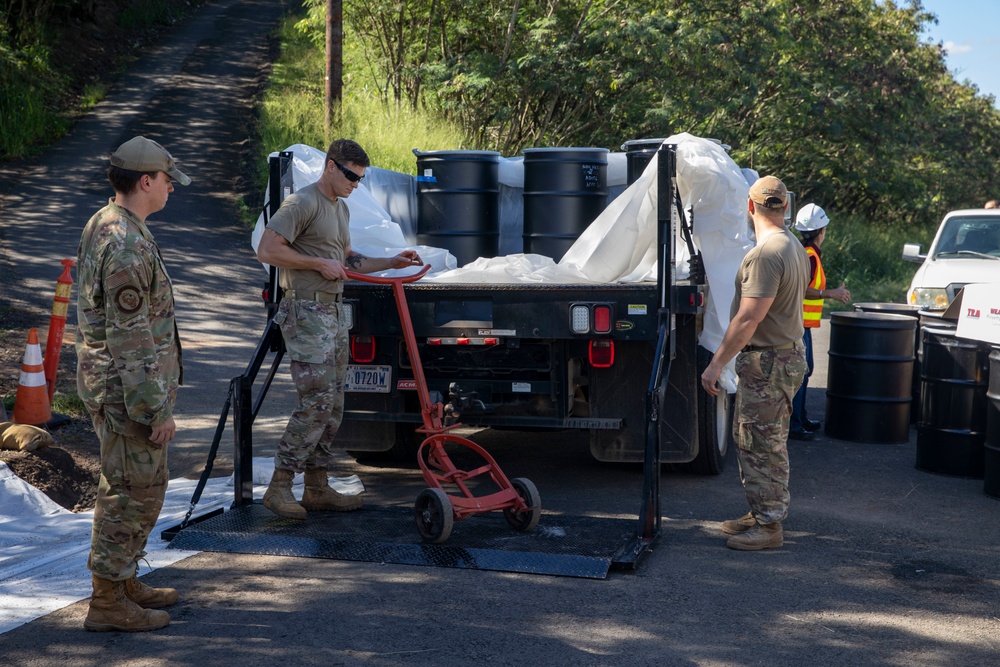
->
[817,214,936,311]
[0,47,70,160]
[51,391,87,418]
[2,391,87,419]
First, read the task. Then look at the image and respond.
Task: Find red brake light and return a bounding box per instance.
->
[589,340,614,368]
[351,335,376,363]
[593,305,612,334]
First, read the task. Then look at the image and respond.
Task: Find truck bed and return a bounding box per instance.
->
[343,280,662,341]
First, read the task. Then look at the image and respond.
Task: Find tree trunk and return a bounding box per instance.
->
[326,0,343,142]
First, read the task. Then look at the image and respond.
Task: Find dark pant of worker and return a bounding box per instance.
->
[789,329,814,433]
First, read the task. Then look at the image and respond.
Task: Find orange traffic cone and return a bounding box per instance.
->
[13,328,52,426]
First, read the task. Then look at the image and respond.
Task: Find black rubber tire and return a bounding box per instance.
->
[503,477,541,532]
[414,488,454,543]
[680,345,733,475]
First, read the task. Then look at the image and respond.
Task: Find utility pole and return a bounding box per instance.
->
[326,0,343,141]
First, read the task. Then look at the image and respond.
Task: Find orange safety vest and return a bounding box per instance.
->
[803,245,826,328]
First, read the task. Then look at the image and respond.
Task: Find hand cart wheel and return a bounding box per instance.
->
[414,487,454,544]
[345,266,541,544]
[503,477,541,531]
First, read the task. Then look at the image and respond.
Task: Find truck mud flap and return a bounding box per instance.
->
[588,327,698,464]
[167,503,640,579]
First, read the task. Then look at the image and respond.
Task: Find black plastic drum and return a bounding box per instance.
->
[916,327,988,479]
[853,303,922,423]
[621,138,666,186]
[414,149,501,266]
[917,310,956,333]
[982,348,1000,497]
[522,147,608,260]
[825,311,915,444]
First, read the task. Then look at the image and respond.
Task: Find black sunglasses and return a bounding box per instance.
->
[332,159,365,183]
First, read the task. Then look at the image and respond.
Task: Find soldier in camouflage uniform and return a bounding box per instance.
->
[701,176,810,551]
[76,136,189,631]
[256,139,422,520]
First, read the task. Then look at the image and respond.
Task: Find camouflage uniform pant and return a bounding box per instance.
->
[733,343,808,526]
[274,298,349,472]
[88,413,168,581]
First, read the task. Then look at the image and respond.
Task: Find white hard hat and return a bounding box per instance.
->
[794,203,829,232]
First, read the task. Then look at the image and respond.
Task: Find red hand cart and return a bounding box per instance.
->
[345,266,541,543]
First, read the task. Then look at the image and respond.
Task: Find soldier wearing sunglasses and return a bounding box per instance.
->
[257,139,423,520]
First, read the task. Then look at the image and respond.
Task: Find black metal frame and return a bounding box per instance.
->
[232,150,294,506]
[612,144,676,569]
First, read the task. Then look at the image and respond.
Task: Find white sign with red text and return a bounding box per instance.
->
[955,283,1000,345]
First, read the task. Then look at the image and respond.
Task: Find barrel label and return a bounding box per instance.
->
[581,164,601,188]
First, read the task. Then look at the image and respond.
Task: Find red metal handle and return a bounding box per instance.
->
[344,263,431,285]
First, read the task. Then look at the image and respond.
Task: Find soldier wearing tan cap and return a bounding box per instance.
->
[77,136,189,632]
[700,175,810,551]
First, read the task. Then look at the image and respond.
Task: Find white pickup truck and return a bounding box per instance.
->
[903,208,1000,310]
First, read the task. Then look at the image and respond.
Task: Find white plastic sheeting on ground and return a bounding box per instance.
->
[0,459,362,634]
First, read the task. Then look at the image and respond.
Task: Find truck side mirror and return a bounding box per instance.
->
[902,243,925,262]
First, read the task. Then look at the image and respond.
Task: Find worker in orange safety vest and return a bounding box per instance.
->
[789,203,850,441]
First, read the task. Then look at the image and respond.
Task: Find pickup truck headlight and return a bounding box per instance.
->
[909,287,949,310]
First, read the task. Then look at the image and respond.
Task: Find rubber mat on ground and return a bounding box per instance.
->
[166,503,637,579]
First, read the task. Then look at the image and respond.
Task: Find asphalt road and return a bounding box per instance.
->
[1,1,999,664]
[0,0,296,477]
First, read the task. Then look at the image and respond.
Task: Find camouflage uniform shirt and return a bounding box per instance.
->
[76,199,183,436]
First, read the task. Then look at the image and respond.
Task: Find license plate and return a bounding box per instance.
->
[345,365,392,393]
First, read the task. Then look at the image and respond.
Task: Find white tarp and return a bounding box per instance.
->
[250,135,752,369]
[251,133,757,393]
[0,460,362,635]
[250,144,459,275]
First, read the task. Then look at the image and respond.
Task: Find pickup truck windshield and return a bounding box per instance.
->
[933,216,1000,259]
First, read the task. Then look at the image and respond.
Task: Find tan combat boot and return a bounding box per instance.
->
[301,468,362,511]
[726,522,783,551]
[84,575,170,632]
[721,512,755,535]
[124,573,178,609]
[263,468,307,520]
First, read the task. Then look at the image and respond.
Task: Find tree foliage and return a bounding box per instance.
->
[293,0,1000,229]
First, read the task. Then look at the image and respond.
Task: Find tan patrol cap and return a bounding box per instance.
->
[110,136,191,186]
[749,175,787,210]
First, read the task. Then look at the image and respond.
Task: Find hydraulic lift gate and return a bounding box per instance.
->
[167,147,679,579]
